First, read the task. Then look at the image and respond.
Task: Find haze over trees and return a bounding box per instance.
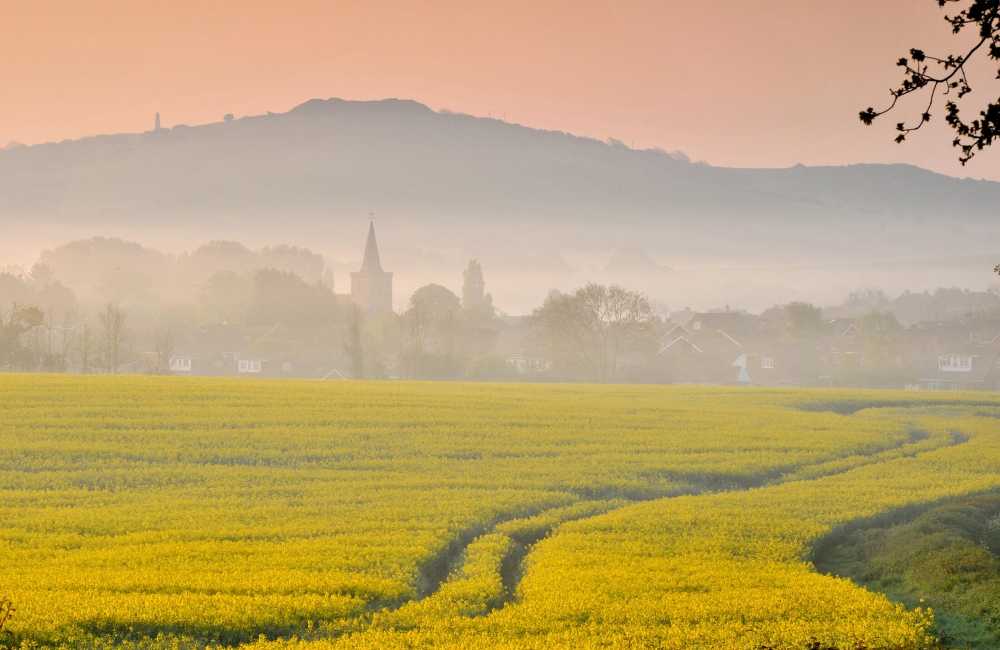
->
[531,283,656,383]
[3,98,1000,312]
[3,231,999,389]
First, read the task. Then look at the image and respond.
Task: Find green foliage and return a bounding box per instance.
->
[817,495,1000,649]
[984,514,1000,556]
[785,301,826,340]
[531,282,655,382]
[247,269,338,339]
[409,284,460,321]
[461,260,494,321]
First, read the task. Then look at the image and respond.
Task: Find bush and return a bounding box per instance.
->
[983,514,1000,556]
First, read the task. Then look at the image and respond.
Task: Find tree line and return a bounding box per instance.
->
[0,302,135,374]
[2,250,949,386]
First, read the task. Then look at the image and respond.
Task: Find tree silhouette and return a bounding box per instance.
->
[860,0,1000,165]
[860,1,1000,276]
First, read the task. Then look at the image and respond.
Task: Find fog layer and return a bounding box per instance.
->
[2,97,998,313]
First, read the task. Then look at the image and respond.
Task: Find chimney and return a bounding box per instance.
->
[154,113,161,131]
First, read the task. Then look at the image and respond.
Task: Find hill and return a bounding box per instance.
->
[2,98,997,311]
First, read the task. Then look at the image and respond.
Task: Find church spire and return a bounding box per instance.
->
[351,220,393,319]
[361,221,383,272]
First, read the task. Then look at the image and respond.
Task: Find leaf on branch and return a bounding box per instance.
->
[863,0,1000,164]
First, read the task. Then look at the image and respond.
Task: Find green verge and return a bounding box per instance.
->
[815,494,1000,649]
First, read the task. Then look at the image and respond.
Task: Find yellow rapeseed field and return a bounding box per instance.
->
[1,374,998,649]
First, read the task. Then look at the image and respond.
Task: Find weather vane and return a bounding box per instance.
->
[368,211,374,223]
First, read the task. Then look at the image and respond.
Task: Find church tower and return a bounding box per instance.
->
[350,222,393,320]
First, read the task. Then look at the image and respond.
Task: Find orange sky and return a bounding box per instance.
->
[5,1,1000,179]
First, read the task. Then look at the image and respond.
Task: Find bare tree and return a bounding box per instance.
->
[532,282,655,382]
[77,323,96,374]
[148,329,174,375]
[398,303,432,380]
[98,304,132,374]
[59,312,75,372]
[601,284,658,378]
[21,306,46,371]
[532,290,604,381]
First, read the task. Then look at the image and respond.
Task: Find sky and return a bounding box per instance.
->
[4,0,1000,180]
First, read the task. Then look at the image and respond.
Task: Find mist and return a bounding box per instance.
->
[2,98,999,385]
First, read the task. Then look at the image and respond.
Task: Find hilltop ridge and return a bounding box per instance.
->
[1,97,997,311]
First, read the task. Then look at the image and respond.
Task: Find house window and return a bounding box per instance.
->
[281,362,292,372]
[939,356,974,372]
[693,322,702,330]
[761,357,774,369]
[211,360,223,368]
[238,360,262,373]
[169,357,192,371]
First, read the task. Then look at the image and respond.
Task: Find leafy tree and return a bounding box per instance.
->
[256,245,326,284]
[410,284,461,322]
[187,240,254,276]
[461,260,494,319]
[246,269,338,339]
[784,302,825,341]
[531,282,655,382]
[29,262,54,286]
[860,309,902,337]
[38,237,168,302]
[199,270,252,323]
[0,272,32,317]
[0,305,46,371]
